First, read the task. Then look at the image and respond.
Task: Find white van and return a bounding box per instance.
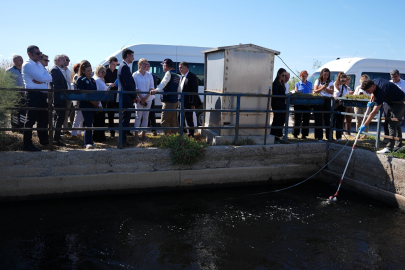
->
[99,44,211,124]
[308,58,405,89]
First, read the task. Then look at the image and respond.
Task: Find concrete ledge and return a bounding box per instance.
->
[321,169,405,210]
[327,144,405,197]
[0,164,319,199]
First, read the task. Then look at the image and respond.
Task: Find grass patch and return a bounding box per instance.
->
[342,94,369,100]
[390,148,405,159]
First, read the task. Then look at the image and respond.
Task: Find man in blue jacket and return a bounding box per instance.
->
[150,58,180,134]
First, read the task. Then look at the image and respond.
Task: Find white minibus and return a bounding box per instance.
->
[308,58,405,89]
[99,44,211,125]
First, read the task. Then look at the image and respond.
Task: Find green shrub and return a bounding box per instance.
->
[158,134,206,165]
[0,68,21,131]
[343,94,369,100]
[390,148,405,159]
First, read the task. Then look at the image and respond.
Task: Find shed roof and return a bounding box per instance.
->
[202,43,280,55]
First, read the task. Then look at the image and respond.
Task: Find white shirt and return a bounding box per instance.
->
[94,76,107,107]
[22,59,52,91]
[179,71,189,92]
[62,68,71,90]
[354,85,371,96]
[285,82,289,94]
[315,79,334,97]
[133,70,155,101]
[333,84,350,97]
[390,78,405,93]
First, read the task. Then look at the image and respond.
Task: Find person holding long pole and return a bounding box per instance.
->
[359,78,405,154]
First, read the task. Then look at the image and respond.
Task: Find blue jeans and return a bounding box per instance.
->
[80,101,95,145]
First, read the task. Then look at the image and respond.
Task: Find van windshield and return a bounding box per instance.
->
[308,72,340,86]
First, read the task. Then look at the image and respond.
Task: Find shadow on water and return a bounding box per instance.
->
[0,180,404,270]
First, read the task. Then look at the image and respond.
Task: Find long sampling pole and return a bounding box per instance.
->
[329,105,372,201]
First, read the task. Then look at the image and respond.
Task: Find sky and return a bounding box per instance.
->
[1,0,405,78]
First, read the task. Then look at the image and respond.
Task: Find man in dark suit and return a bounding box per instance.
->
[50,55,69,146]
[117,48,139,146]
[179,61,202,137]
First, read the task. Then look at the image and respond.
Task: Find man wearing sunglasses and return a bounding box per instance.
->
[40,54,50,68]
[21,45,53,151]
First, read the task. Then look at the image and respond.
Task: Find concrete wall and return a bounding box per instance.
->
[321,144,405,209]
[0,144,327,199]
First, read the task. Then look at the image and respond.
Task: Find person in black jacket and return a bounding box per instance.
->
[77,61,100,149]
[178,62,202,137]
[50,55,69,146]
[117,48,139,146]
[270,68,287,141]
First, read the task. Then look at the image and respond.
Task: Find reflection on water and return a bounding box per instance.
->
[0,180,404,269]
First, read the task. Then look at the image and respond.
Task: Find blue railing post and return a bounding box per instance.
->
[118,91,123,148]
[284,95,290,141]
[264,86,271,145]
[375,106,382,151]
[234,96,241,145]
[180,94,184,136]
[329,98,335,141]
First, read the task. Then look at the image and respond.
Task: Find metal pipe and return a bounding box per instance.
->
[264,86,271,145]
[234,96,241,145]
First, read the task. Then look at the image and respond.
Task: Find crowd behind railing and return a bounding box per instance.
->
[3,45,405,153]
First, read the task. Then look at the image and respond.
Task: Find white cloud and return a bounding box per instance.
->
[10,53,16,56]
[0,55,3,57]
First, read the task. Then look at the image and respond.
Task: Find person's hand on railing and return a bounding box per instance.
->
[358,125,366,134]
[367,101,375,107]
[150,89,158,95]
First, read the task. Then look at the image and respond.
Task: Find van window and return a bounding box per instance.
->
[187,63,204,86]
[308,71,340,86]
[347,74,355,90]
[133,61,205,86]
[361,72,391,80]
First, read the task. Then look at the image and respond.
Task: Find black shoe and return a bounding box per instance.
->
[302,136,307,139]
[109,134,115,139]
[293,135,298,139]
[40,140,49,146]
[53,140,66,147]
[24,145,42,152]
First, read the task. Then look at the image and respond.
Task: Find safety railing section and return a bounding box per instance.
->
[2,87,402,151]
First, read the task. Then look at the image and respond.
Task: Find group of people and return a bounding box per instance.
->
[6,45,201,151]
[270,67,405,153]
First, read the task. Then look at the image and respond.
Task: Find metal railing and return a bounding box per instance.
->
[2,87,403,151]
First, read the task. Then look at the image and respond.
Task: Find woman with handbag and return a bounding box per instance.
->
[132,58,155,142]
[333,73,350,141]
[77,61,101,149]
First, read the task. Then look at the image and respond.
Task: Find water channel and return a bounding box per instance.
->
[0,180,404,269]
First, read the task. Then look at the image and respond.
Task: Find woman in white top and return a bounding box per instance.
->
[354,74,371,138]
[344,76,355,136]
[333,73,350,140]
[313,68,334,141]
[132,58,155,141]
[92,65,114,142]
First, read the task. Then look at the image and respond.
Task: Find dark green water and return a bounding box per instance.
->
[0,180,404,270]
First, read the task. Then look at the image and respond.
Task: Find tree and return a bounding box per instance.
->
[312,59,322,71]
[0,68,21,131]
